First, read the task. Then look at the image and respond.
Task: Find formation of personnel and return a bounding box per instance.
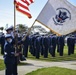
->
[0,26,76,75]
[28,34,76,59]
[0,27,76,60]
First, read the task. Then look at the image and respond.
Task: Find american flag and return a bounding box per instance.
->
[14,0,34,18]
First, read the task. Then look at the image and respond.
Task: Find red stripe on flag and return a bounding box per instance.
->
[16,7,32,18]
[15,0,34,18]
[21,0,29,6]
[30,0,34,3]
[17,2,29,10]
[24,0,30,6]
[21,0,34,6]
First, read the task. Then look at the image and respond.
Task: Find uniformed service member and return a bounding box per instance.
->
[0,33,5,55]
[49,35,57,57]
[4,34,19,75]
[6,26,13,36]
[40,35,44,56]
[67,36,75,55]
[57,36,65,56]
[42,36,49,58]
[34,36,41,59]
[23,34,29,57]
[51,36,57,57]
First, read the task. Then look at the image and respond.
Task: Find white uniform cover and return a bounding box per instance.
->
[36,0,76,35]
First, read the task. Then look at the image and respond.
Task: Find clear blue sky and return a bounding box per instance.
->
[0,0,76,28]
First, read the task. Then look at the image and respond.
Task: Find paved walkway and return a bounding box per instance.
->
[0,56,76,75]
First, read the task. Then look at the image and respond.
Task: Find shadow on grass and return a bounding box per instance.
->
[18,62,34,66]
[27,53,76,62]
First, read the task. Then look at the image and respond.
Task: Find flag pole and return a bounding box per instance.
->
[22,20,36,41]
[14,0,18,52]
[27,20,36,34]
[14,1,20,65]
[14,0,16,31]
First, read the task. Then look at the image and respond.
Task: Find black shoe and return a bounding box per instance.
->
[20,56,26,61]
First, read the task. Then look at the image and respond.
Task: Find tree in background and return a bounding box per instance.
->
[16,24,28,33]
[0,27,4,31]
[16,24,53,35]
[32,25,49,34]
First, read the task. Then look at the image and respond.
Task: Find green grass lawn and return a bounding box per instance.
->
[0,45,76,71]
[27,45,76,61]
[0,48,5,70]
[0,45,76,62]
[26,67,76,75]
[0,59,5,71]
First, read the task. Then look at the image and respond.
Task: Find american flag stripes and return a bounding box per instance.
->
[14,0,34,18]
